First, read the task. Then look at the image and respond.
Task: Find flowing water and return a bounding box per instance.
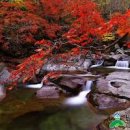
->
[25,82,43,89]
[90,60,104,68]
[64,80,93,106]
[115,60,129,68]
[106,60,130,70]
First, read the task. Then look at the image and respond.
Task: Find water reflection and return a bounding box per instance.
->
[6,105,106,130]
[0,82,106,130]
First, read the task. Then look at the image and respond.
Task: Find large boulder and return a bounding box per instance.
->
[95,72,130,98]
[52,76,86,95]
[36,84,60,99]
[88,93,130,112]
[88,71,130,111]
[59,77,85,89]
[40,56,91,73]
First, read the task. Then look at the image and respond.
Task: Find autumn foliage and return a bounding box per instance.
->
[0,0,130,85]
[63,0,105,46]
[0,1,60,57]
[110,10,130,36]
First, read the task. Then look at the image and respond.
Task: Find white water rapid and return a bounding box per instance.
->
[106,60,129,70]
[25,81,43,88]
[64,80,93,106]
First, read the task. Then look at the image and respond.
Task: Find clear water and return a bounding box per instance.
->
[0,87,106,130]
[3,106,106,130]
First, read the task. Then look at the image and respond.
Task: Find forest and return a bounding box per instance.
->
[0,0,130,130]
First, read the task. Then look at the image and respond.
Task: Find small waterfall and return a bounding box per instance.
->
[25,81,43,88]
[64,80,93,106]
[115,60,129,68]
[84,80,93,91]
[90,60,104,68]
[106,60,129,70]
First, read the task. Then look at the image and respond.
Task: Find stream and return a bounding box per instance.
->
[0,60,129,130]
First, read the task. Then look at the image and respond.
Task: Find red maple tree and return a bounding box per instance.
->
[0,0,129,86]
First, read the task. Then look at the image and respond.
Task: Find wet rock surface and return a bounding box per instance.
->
[36,86,60,99]
[59,77,85,89]
[88,93,130,112]
[89,69,130,129]
[52,76,85,95]
[88,71,130,111]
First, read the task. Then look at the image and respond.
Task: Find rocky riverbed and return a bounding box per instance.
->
[0,66,130,130]
[1,43,130,130]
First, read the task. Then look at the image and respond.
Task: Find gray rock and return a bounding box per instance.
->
[95,72,130,99]
[88,71,130,111]
[106,72,130,81]
[59,77,85,89]
[0,85,6,101]
[111,54,126,60]
[88,93,130,111]
[40,56,91,72]
[103,54,126,60]
[36,86,60,99]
